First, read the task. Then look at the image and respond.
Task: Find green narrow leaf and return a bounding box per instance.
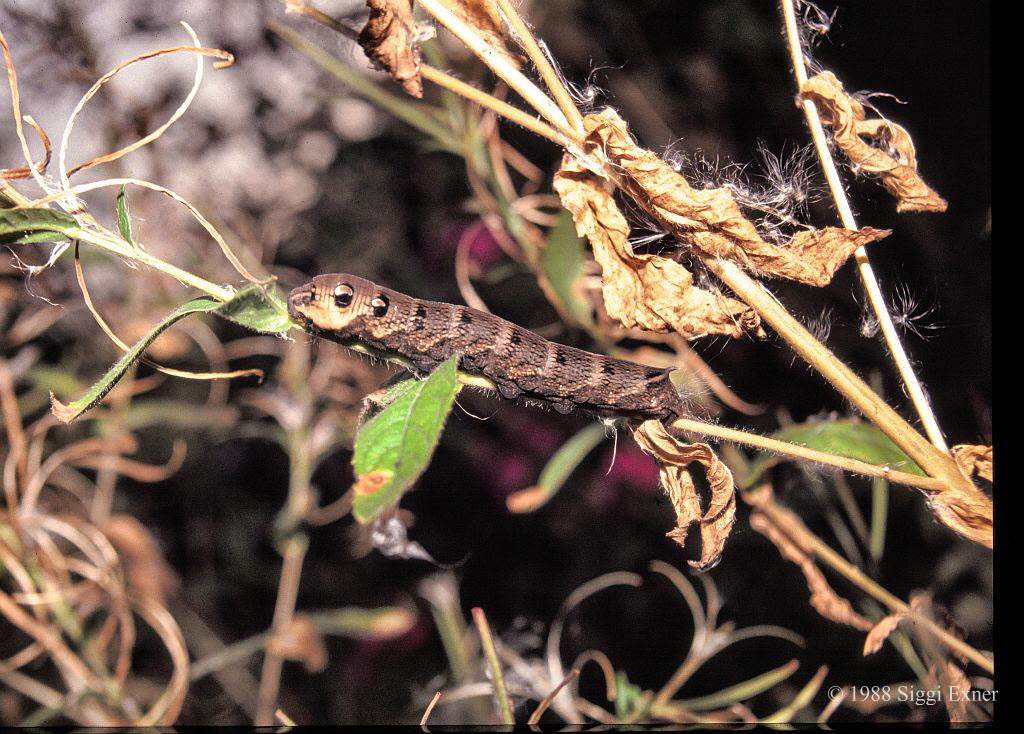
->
[309,606,416,640]
[52,284,293,423]
[742,419,925,488]
[507,423,606,512]
[869,476,889,561]
[214,282,294,334]
[675,659,800,711]
[351,355,462,524]
[541,209,594,328]
[51,297,223,422]
[0,207,79,246]
[0,207,79,237]
[116,185,135,247]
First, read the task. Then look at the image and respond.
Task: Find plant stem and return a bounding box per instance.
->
[420,65,569,147]
[72,227,234,301]
[417,0,574,140]
[779,0,947,451]
[493,0,585,135]
[254,534,307,726]
[702,257,986,526]
[749,491,993,674]
[471,607,514,725]
[669,416,943,493]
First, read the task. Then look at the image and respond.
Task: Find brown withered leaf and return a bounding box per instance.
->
[266,613,328,673]
[101,513,180,605]
[951,444,992,483]
[746,485,872,631]
[555,155,761,339]
[359,0,423,97]
[633,420,736,569]
[863,612,905,656]
[439,0,522,68]
[578,107,890,286]
[799,71,947,213]
[926,482,993,550]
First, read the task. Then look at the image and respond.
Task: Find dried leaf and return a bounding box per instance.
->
[747,485,872,631]
[799,71,947,213]
[101,513,179,605]
[439,0,522,68]
[633,420,736,569]
[267,614,328,673]
[359,0,424,97]
[935,659,972,722]
[926,482,993,550]
[863,612,905,656]
[951,444,992,483]
[578,107,890,286]
[555,155,761,339]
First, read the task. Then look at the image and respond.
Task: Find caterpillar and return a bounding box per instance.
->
[288,274,688,422]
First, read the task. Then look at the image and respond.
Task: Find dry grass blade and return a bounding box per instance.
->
[633,421,736,569]
[59,22,234,185]
[746,485,872,631]
[1,30,53,192]
[863,612,905,656]
[528,668,579,725]
[0,115,50,181]
[798,71,947,213]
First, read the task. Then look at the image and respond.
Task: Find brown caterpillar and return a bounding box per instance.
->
[288,274,688,422]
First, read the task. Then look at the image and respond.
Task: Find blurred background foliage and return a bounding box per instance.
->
[1,0,989,724]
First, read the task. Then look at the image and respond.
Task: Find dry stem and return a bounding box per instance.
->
[779,0,947,451]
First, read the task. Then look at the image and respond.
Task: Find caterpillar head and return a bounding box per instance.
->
[288,273,391,333]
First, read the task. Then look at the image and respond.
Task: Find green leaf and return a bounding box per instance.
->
[52,285,293,423]
[742,419,925,488]
[676,659,800,711]
[507,423,606,513]
[0,207,79,236]
[351,355,461,524]
[308,606,416,640]
[614,671,646,720]
[51,297,223,422]
[541,209,594,327]
[0,207,78,246]
[116,185,135,247]
[214,283,294,334]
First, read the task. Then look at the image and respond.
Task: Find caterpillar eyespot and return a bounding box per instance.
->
[289,273,689,422]
[334,283,354,308]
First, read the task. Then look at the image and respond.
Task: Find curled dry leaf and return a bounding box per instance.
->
[799,71,948,213]
[632,420,736,569]
[926,482,993,550]
[266,613,329,673]
[578,108,890,287]
[951,444,992,483]
[746,485,872,631]
[555,155,761,339]
[359,0,424,97]
[863,612,905,656]
[101,513,180,605]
